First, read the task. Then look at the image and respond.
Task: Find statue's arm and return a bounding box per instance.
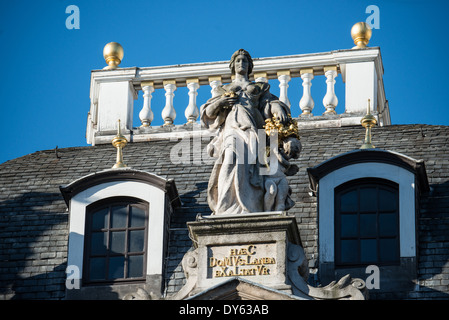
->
[270,100,289,123]
[259,83,290,123]
[200,92,237,129]
[202,95,237,118]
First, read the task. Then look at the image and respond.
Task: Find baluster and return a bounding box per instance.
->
[277,71,291,108]
[209,76,222,98]
[299,68,314,116]
[254,72,268,83]
[162,80,177,126]
[322,66,338,115]
[185,78,200,123]
[139,81,154,127]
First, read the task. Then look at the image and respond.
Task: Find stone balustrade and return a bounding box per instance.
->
[86,47,389,145]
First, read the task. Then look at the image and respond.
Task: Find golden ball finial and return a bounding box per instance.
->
[103,42,124,70]
[351,22,372,49]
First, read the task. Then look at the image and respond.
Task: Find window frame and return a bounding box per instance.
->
[61,169,181,299]
[334,178,400,267]
[83,197,149,285]
[306,149,429,290]
[315,161,419,265]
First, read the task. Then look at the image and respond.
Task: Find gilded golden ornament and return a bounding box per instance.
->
[351,22,372,49]
[221,91,237,109]
[222,91,236,98]
[360,99,377,149]
[103,42,124,70]
[264,114,300,142]
[112,119,128,168]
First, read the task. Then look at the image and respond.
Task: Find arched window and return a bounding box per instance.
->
[83,197,148,284]
[335,178,399,266]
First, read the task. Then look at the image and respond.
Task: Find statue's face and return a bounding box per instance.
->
[234,54,249,76]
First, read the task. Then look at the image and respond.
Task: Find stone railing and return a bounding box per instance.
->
[86,47,389,145]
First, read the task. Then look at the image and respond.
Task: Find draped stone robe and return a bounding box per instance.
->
[200,81,290,215]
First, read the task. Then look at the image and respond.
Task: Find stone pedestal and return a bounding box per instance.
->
[169,212,366,300]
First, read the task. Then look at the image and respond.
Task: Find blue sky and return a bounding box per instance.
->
[1,0,448,164]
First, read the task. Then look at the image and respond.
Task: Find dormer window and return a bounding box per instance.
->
[307,149,429,292]
[60,169,180,299]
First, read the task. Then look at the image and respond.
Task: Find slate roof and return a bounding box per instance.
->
[1,124,448,299]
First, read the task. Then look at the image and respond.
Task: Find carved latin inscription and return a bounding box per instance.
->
[208,244,276,278]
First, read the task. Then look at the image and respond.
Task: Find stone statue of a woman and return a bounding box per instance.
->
[200,49,297,215]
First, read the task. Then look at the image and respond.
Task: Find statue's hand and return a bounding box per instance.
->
[205,95,237,117]
[219,95,238,109]
[272,111,287,123]
[270,102,287,123]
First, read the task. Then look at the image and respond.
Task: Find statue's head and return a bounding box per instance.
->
[229,49,253,76]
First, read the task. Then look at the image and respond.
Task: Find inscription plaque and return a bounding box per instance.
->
[207,244,277,278]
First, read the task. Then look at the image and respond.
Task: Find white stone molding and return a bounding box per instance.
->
[299,69,314,115]
[86,112,93,145]
[139,81,154,127]
[87,48,390,145]
[135,48,382,83]
[277,71,291,108]
[88,68,138,144]
[344,61,377,114]
[97,81,137,133]
[161,81,177,126]
[322,66,338,114]
[185,79,200,123]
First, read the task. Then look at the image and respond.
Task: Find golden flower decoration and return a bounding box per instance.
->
[264,114,300,141]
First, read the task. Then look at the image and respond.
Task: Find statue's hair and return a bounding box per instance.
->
[229,49,253,76]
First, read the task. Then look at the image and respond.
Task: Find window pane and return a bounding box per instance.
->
[108,256,125,280]
[91,232,107,255]
[128,255,144,278]
[340,240,358,264]
[89,257,106,281]
[359,187,377,212]
[380,238,399,262]
[379,213,398,237]
[92,208,108,230]
[111,205,127,228]
[129,230,145,252]
[379,188,397,212]
[340,190,357,212]
[130,206,146,227]
[340,214,358,238]
[361,239,378,263]
[110,231,126,254]
[360,213,377,237]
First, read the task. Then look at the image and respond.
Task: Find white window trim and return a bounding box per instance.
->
[67,180,167,283]
[318,162,416,264]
